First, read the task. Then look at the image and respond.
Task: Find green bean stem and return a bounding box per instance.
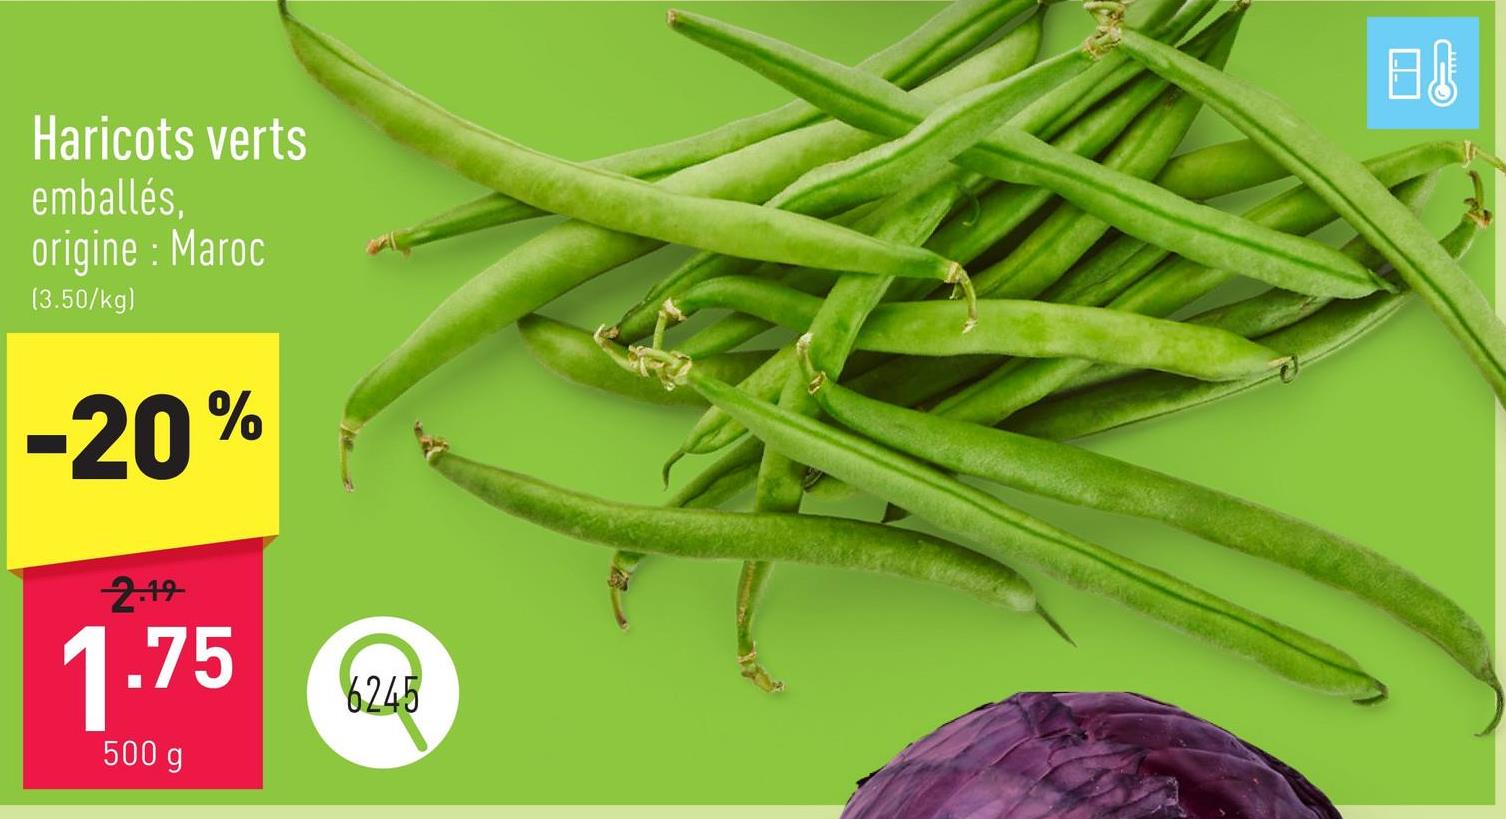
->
[642,355,1386,702]
[802,344,1500,731]
[367,0,1046,253]
[667,6,1387,299]
[414,425,1041,623]
[517,314,770,409]
[1108,22,1506,407]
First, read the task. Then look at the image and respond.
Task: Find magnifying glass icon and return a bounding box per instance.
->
[340,633,427,752]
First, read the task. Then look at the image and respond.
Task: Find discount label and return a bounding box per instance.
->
[6,333,278,568]
[6,333,277,789]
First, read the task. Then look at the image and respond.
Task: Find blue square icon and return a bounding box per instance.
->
[1367,17,1479,130]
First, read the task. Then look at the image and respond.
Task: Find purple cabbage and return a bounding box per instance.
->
[841,692,1341,819]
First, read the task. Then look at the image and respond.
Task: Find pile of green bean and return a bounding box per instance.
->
[282,0,1503,729]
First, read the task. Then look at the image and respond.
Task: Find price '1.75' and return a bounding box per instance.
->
[63,625,233,731]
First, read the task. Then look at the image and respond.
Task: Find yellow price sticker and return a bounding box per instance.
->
[6,333,279,570]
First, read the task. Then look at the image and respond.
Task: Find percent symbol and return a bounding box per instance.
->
[208,390,263,441]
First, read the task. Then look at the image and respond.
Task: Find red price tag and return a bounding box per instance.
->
[22,538,264,789]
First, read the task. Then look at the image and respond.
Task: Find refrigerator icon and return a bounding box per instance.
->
[1388,47,1422,99]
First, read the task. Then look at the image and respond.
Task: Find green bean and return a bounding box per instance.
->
[611,437,764,629]
[663,312,779,358]
[834,162,1439,441]
[660,279,821,342]
[366,0,1045,254]
[664,66,1190,395]
[1048,141,1462,312]
[801,352,1500,731]
[641,1,1223,393]
[1022,300,1391,438]
[646,175,974,677]
[1008,210,1488,444]
[368,195,555,257]
[615,0,1220,344]
[659,277,1291,382]
[1013,150,1271,311]
[413,424,1045,632]
[668,8,1385,300]
[885,0,1228,269]
[967,11,1242,302]
[517,314,770,409]
[672,351,895,471]
[631,348,1385,702]
[610,14,1046,343]
[625,174,980,675]
[1061,274,1345,398]
[752,12,1051,220]
[987,174,1433,400]
[629,174,969,353]
[329,4,1040,489]
[1155,138,1287,200]
[1109,22,1506,407]
[737,172,978,690]
[807,177,978,379]
[668,171,971,464]
[618,434,878,628]
[664,6,1241,465]
[938,147,1252,312]
[828,31,1260,411]
[1012,0,1221,138]
[1061,173,1439,393]
[716,23,1263,643]
[1035,230,1160,308]
[642,140,1376,536]
[926,3,1239,272]
[281,5,960,285]
[843,300,1290,384]
[932,142,1479,424]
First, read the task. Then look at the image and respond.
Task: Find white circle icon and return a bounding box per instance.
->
[307,616,459,768]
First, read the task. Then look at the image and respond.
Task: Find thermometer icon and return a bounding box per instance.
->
[1427,38,1458,108]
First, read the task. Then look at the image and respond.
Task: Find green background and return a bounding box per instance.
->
[0,0,1497,806]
